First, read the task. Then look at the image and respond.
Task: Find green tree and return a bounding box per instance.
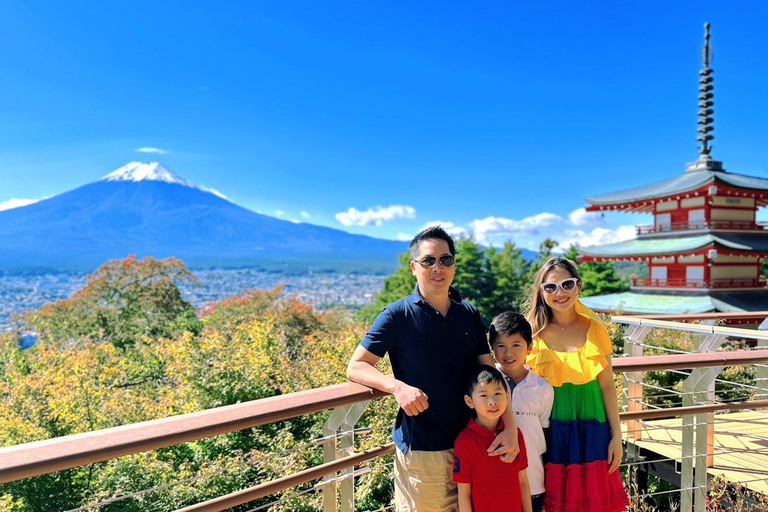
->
[452,238,496,321]
[485,242,532,317]
[25,256,201,349]
[564,246,629,297]
[356,251,415,324]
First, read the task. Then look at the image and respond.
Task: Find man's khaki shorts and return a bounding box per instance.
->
[394,447,457,512]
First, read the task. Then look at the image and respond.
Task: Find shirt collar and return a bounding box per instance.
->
[466,417,505,435]
[410,284,463,305]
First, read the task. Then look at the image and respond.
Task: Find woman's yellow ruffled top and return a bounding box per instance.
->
[526,301,613,387]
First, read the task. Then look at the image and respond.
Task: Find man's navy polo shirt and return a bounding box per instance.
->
[361,285,490,453]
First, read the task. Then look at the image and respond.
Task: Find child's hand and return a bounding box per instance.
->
[607,435,623,474]
[393,381,429,416]
[487,429,520,461]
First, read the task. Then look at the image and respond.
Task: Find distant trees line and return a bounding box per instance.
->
[358,238,629,324]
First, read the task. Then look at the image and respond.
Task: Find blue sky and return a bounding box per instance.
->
[2,1,768,252]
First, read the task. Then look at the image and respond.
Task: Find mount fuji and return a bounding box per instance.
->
[0,162,406,272]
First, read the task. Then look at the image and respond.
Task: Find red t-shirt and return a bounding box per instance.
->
[453,419,528,512]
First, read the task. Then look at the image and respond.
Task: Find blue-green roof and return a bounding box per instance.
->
[581,292,715,314]
[579,233,768,258]
[586,170,768,206]
[581,291,768,314]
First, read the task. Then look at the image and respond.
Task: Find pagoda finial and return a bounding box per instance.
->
[697,22,714,155]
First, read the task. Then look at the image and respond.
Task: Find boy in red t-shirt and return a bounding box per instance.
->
[453,365,532,512]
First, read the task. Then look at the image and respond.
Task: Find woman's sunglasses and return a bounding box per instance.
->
[413,255,456,269]
[540,277,579,294]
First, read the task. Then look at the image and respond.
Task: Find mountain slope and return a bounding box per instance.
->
[0,163,406,272]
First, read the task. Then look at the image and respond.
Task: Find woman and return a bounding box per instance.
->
[524,257,629,512]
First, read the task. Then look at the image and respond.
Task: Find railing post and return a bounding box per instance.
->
[757,318,768,402]
[623,325,650,442]
[681,326,724,512]
[320,401,370,512]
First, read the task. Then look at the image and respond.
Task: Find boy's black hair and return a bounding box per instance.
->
[465,364,508,397]
[409,225,456,260]
[489,311,533,347]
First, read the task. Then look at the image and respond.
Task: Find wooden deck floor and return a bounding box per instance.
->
[624,411,768,496]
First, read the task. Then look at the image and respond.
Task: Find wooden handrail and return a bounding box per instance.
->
[612,315,768,339]
[619,399,768,421]
[1,349,768,485]
[0,382,387,484]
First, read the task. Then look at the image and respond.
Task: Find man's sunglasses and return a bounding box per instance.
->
[540,277,579,294]
[413,255,456,269]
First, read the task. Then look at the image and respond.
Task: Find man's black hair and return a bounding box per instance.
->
[409,225,456,260]
[465,364,507,397]
[489,312,533,347]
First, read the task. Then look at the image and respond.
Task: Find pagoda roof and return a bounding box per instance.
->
[585,170,768,207]
[581,291,768,315]
[579,233,768,259]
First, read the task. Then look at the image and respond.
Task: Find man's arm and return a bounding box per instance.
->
[457,482,473,512]
[347,345,429,416]
[477,353,520,460]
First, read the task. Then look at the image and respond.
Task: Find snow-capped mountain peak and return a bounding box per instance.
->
[100,162,199,188]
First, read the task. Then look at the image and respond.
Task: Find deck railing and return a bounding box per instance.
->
[1,322,768,512]
[636,220,768,235]
[631,277,766,289]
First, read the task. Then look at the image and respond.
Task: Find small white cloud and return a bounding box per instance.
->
[275,210,285,216]
[568,207,605,227]
[300,211,310,219]
[291,219,300,224]
[336,204,416,227]
[396,233,412,241]
[420,221,470,238]
[0,198,38,211]
[470,213,565,243]
[135,147,169,155]
[558,225,637,249]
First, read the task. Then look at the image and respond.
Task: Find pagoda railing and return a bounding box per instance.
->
[631,277,766,289]
[636,220,768,236]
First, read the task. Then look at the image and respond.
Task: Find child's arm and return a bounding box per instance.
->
[519,470,532,512]
[597,356,623,474]
[457,483,473,512]
[478,354,520,460]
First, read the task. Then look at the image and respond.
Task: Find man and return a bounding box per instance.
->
[347,226,520,512]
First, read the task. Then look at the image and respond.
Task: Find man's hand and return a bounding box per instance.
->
[607,435,623,474]
[392,381,429,416]
[487,428,520,462]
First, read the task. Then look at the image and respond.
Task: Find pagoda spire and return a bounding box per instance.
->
[697,22,714,155]
[687,22,724,172]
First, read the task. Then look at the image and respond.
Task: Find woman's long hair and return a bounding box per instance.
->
[523,256,582,336]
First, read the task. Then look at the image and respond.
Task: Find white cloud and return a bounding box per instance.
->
[301,211,310,219]
[135,147,169,155]
[471,213,564,241]
[396,233,412,241]
[291,219,300,224]
[556,225,637,251]
[568,207,605,227]
[336,204,416,227]
[0,198,38,211]
[275,210,285,216]
[420,221,470,238]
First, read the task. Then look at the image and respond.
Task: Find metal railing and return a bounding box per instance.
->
[636,220,768,236]
[2,323,768,511]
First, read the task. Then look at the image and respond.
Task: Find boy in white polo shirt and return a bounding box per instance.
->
[490,312,554,512]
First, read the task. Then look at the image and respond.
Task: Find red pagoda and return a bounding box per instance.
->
[579,24,768,315]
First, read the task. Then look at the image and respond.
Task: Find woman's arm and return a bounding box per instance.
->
[457,482,473,512]
[597,356,623,474]
[519,469,532,512]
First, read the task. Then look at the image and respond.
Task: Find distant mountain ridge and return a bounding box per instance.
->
[0,162,406,273]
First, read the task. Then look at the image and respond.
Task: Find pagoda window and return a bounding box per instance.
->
[681,197,706,208]
[651,266,667,282]
[686,266,705,284]
[656,213,671,230]
[656,200,679,212]
[711,266,757,279]
[688,208,705,228]
[711,208,755,221]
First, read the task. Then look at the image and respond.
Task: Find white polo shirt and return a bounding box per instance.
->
[497,364,554,496]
